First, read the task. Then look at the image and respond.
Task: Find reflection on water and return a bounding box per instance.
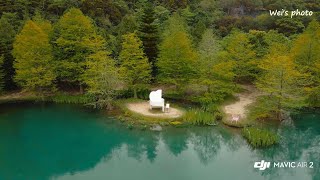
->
[0,103,319,180]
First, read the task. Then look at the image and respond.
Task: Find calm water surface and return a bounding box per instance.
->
[0,103,319,180]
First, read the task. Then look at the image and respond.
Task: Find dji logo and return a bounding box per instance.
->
[254,160,271,170]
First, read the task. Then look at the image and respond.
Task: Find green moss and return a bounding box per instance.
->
[242,127,279,148]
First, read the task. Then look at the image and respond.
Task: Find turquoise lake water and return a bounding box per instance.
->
[0,103,319,180]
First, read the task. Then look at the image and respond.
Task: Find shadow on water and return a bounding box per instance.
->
[0,103,123,180]
[0,103,319,180]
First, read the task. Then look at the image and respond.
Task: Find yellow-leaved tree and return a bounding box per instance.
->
[13,19,56,94]
[157,14,198,90]
[82,34,122,109]
[291,20,320,107]
[119,32,151,98]
[221,30,256,82]
[55,8,97,93]
[256,44,307,120]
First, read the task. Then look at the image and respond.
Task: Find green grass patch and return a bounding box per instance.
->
[50,94,94,104]
[0,92,95,105]
[182,109,216,126]
[242,127,279,148]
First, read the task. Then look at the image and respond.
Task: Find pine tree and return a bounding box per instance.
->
[138,3,159,78]
[54,8,97,93]
[157,14,198,89]
[0,56,4,92]
[161,0,187,10]
[0,15,16,90]
[198,29,220,67]
[13,20,56,94]
[119,32,151,98]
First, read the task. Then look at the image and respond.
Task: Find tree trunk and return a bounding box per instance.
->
[39,87,44,101]
[277,70,284,121]
[133,88,137,99]
[80,84,84,94]
[277,102,282,120]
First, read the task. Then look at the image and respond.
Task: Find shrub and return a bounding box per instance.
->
[247,97,278,120]
[242,127,279,148]
[183,109,215,126]
[116,87,150,100]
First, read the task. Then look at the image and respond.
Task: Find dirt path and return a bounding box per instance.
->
[223,85,261,120]
[126,102,184,118]
[0,92,36,101]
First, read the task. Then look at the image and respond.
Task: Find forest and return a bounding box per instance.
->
[0,0,320,122]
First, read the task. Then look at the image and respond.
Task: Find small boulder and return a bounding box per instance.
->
[150,124,162,131]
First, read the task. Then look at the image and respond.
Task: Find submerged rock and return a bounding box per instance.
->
[150,124,162,131]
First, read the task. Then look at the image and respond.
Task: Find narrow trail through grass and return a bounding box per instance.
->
[223,85,261,122]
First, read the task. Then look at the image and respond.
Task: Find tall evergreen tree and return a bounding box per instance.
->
[157,14,198,89]
[160,0,187,10]
[13,20,56,94]
[0,15,16,90]
[198,29,220,66]
[54,8,98,93]
[138,3,159,78]
[119,32,151,98]
[0,56,4,92]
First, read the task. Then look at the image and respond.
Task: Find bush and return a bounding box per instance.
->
[183,109,215,126]
[242,127,279,148]
[117,87,150,100]
[247,97,277,120]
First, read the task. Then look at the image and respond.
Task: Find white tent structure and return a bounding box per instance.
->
[149,89,165,112]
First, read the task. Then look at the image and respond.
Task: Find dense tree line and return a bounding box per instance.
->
[0,0,319,118]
